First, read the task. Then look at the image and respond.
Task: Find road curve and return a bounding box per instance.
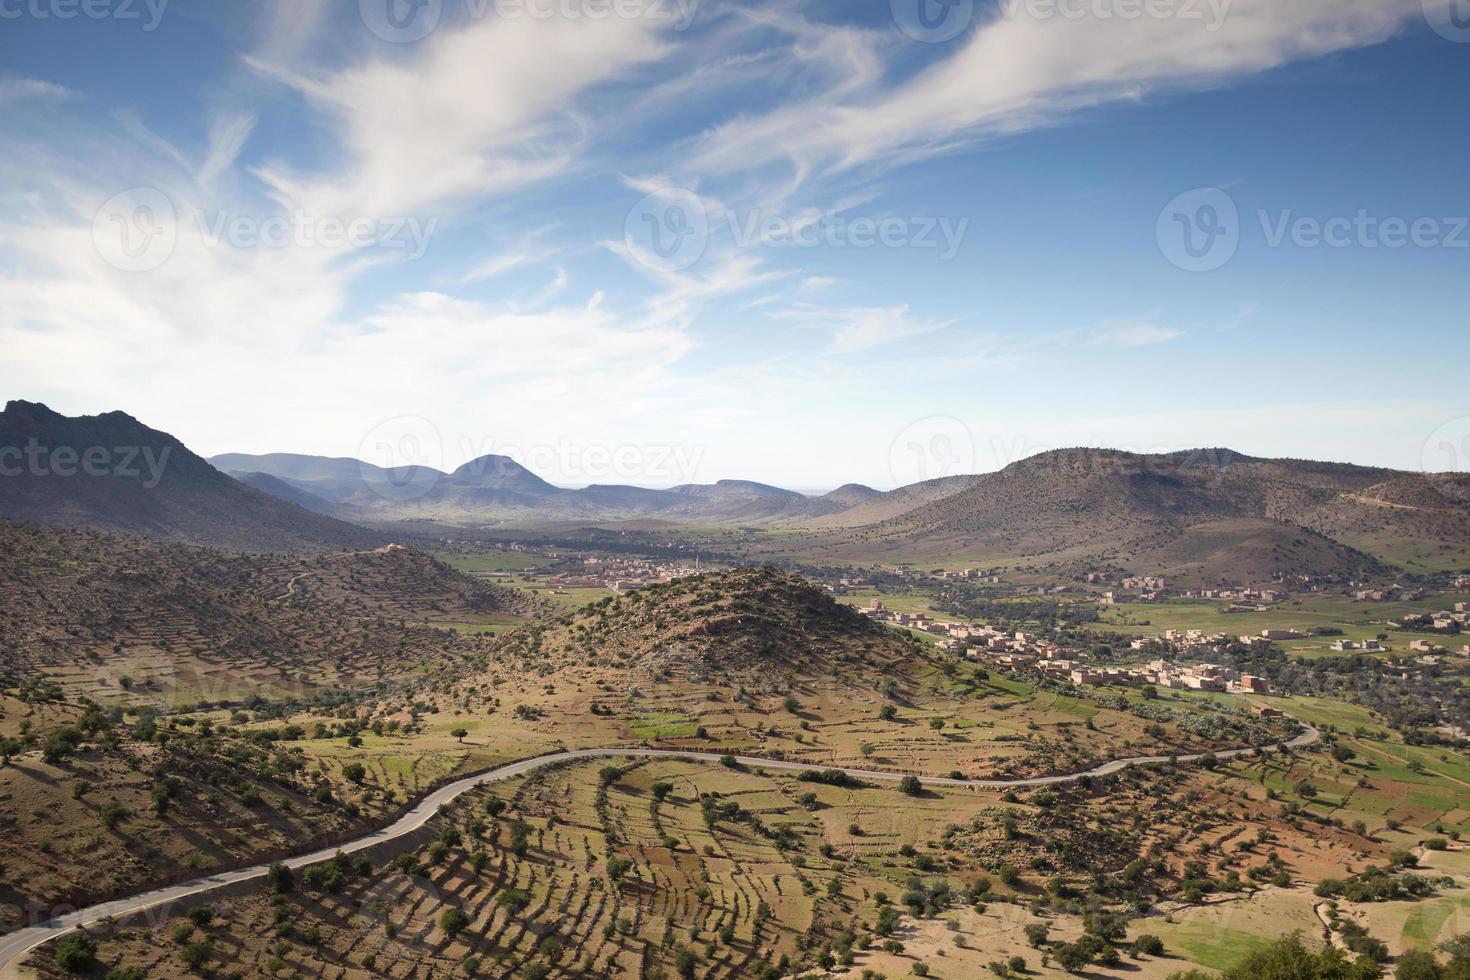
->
[0,724,1318,975]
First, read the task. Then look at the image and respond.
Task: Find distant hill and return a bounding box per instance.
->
[823,448,1468,582]
[203,440,1470,581]
[230,471,344,516]
[0,402,380,553]
[801,474,983,528]
[819,483,883,508]
[211,453,881,525]
[0,521,541,694]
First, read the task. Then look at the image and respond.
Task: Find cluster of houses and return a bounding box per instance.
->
[1182,586,1288,605]
[859,600,1015,652]
[1355,586,1428,602]
[541,555,704,593]
[1392,603,1469,634]
[938,568,1003,583]
[977,642,1274,696]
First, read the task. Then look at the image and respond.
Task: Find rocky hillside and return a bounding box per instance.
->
[490,566,918,680]
[0,522,541,696]
[819,448,1462,582]
[0,401,380,553]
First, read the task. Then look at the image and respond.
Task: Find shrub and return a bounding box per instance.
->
[440,907,470,938]
[496,888,531,914]
[1395,949,1444,980]
[898,775,923,796]
[54,932,98,972]
[1135,933,1165,956]
[267,861,294,894]
[99,799,131,830]
[179,936,214,972]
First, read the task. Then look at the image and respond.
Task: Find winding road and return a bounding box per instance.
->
[0,724,1318,975]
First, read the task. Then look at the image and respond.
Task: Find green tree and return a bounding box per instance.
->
[267,861,294,894]
[1396,950,1443,980]
[440,907,470,938]
[54,932,98,973]
[1166,932,1382,980]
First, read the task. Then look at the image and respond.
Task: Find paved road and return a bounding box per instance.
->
[0,725,1317,976]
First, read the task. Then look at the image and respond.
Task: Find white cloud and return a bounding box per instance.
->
[0,77,70,103]
[460,227,562,283]
[692,0,1417,181]
[771,302,954,355]
[197,112,258,190]
[248,13,669,217]
[1091,323,1182,347]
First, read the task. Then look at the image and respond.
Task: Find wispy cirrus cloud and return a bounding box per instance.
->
[0,77,70,103]
[769,302,954,355]
[1091,323,1183,347]
[247,12,670,217]
[691,0,1419,183]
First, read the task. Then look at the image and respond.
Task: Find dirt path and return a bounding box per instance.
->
[1315,902,1348,949]
[0,725,1319,976]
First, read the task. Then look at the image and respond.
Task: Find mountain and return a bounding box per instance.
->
[210,453,873,524]
[0,402,380,553]
[819,483,883,508]
[801,473,983,528]
[230,471,343,516]
[446,454,560,495]
[210,451,447,504]
[827,447,1467,582]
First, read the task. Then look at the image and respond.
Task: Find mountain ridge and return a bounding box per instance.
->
[0,402,380,553]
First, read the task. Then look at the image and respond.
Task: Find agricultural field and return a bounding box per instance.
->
[38,740,1469,979]
[1096,592,1469,660]
[8,560,1470,980]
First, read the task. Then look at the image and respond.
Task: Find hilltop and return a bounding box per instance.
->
[490,566,913,681]
[0,402,379,553]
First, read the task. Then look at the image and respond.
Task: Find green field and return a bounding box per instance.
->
[1097,593,1467,660]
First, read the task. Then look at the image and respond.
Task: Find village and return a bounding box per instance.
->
[859,597,1283,698]
[536,554,706,593]
[858,585,1470,704]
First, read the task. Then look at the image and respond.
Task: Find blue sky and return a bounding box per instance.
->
[2,0,1467,489]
